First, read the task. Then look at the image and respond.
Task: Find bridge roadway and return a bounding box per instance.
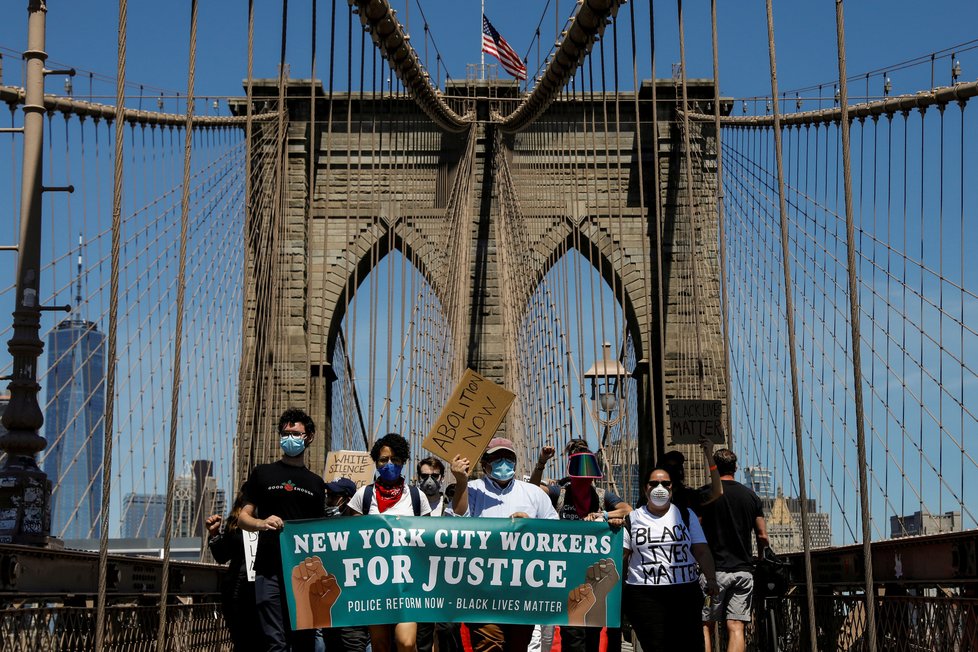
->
[1,530,975,650]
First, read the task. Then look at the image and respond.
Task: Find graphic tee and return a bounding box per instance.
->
[623,503,706,586]
[241,460,326,575]
[548,483,624,521]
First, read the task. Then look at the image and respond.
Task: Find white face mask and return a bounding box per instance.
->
[648,485,671,507]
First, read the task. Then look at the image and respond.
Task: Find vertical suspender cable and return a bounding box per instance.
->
[762,1,817,648]
[648,0,667,466]
[833,1,877,646]
[676,0,705,389]
[710,0,733,448]
[95,0,127,647]
[307,0,318,418]
[240,0,255,477]
[156,1,198,648]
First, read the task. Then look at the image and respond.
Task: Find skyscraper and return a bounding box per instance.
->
[742,466,775,500]
[43,238,107,540]
[120,463,226,539]
[121,493,167,538]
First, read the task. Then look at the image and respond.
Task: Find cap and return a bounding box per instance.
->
[484,437,516,456]
[325,478,358,498]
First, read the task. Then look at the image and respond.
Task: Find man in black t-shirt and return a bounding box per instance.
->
[239,408,327,652]
[698,449,769,652]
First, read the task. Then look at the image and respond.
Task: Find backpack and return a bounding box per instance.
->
[361,483,422,516]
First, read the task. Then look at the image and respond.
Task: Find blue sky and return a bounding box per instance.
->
[1,2,977,107]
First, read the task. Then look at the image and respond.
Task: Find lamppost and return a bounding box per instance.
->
[583,342,627,496]
[0,0,57,546]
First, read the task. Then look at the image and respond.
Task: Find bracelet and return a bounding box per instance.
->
[602,511,609,521]
[709,465,718,471]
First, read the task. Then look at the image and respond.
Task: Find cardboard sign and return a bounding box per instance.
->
[324,450,375,489]
[668,399,725,445]
[243,530,259,582]
[422,369,516,463]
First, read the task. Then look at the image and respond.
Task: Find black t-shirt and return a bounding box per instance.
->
[548,483,624,521]
[698,479,763,572]
[241,460,326,576]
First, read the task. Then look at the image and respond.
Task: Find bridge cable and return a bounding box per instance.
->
[833,1,878,645]
[710,0,733,449]
[156,0,200,645]
[94,0,127,643]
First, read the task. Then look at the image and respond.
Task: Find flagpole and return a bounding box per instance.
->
[481,0,485,79]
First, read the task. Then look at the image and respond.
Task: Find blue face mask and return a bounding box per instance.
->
[376,462,403,484]
[280,435,306,457]
[489,458,516,482]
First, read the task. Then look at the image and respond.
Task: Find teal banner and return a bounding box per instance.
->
[279,516,622,630]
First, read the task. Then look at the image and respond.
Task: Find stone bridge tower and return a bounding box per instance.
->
[234,79,729,489]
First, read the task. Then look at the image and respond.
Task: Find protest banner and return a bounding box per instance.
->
[243,529,259,582]
[325,450,374,489]
[668,398,725,445]
[280,516,622,630]
[422,369,516,462]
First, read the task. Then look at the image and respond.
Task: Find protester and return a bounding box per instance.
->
[655,435,724,514]
[699,449,770,652]
[621,467,718,648]
[238,408,326,652]
[416,456,449,516]
[450,437,558,652]
[206,493,262,652]
[317,477,371,652]
[348,433,430,652]
[325,477,357,518]
[537,439,631,652]
[413,456,462,652]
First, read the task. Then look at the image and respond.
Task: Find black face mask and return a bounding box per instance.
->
[325,498,347,517]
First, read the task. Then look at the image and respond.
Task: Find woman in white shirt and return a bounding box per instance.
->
[621,467,718,648]
[348,433,430,652]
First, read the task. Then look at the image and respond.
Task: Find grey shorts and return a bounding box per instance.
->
[702,570,754,622]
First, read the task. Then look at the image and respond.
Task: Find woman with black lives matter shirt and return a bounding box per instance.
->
[622,468,719,648]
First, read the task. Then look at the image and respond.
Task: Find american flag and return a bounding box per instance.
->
[482,15,527,81]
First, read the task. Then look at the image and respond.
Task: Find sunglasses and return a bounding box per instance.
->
[646,480,672,489]
[418,473,441,481]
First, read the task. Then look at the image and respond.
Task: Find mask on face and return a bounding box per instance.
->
[419,477,441,496]
[280,435,306,457]
[376,462,404,484]
[324,505,344,518]
[488,458,516,482]
[648,485,671,507]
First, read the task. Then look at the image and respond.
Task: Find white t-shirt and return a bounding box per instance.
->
[451,477,558,519]
[348,485,432,516]
[623,504,706,586]
[427,495,448,517]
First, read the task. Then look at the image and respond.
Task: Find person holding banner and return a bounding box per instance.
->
[321,477,370,652]
[450,437,558,652]
[542,440,631,652]
[238,408,327,652]
[348,433,431,652]
[622,467,719,648]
